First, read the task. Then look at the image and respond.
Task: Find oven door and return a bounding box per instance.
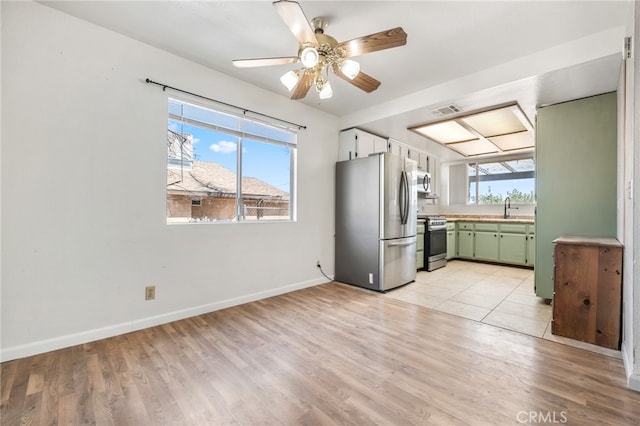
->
[426,226,447,262]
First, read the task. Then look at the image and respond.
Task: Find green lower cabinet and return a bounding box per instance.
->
[417,223,425,270]
[457,231,474,258]
[446,230,456,259]
[475,231,500,262]
[447,221,535,267]
[499,233,527,264]
[526,234,535,266]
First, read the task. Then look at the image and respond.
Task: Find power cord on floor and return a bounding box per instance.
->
[316,261,333,281]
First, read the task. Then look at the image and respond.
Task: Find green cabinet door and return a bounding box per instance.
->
[475,231,499,261]
[526,234,535,266]
[446,230,456,259]
[417,231,424,270]
[457,231,474,259]
[499,233,527,265]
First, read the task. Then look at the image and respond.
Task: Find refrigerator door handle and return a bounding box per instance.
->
[387,240,414,247]
[399,171,407,224]
[404,171,410,225]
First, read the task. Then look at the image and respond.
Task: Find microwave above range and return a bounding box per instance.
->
[416,171,432,194]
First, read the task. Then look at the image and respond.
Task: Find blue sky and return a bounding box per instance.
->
[168,119,292,192]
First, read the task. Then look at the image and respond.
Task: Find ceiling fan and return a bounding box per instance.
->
[232,0,407,100]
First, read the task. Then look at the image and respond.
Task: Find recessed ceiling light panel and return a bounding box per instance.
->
[461,106,526,137]
[409,102,534,157]
[449,139,500,156]
[412,121,476,144]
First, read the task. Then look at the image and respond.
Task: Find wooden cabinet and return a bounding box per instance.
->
[552,236,622,350]
[338,128,387,161]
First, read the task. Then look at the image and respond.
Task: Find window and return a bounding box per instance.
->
[467,157,535,204]
[166,98,296,223]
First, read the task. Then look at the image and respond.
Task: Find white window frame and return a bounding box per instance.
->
[167,96,297,223]
[466,155,535,205]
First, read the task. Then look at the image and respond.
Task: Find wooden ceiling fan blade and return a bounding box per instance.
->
[336,70,381,93]
[338,27,407,58]
[232,56,299,68]
[291,70,314,99]
[273,0,318,47]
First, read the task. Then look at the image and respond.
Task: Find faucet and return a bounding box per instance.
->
[504,197,519,219]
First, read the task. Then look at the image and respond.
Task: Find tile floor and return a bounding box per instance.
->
[384,259,621,358]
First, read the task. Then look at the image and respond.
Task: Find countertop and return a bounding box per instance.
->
[439,215,534,224]
[552,235,621,247]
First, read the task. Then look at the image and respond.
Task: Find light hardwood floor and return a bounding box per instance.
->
[2,282,639,425]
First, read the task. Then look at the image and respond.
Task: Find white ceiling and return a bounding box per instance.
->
[40,0,631,160]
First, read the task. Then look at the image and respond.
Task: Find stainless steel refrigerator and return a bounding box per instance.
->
[335,152,417,291]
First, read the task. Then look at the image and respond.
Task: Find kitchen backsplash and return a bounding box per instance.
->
[417,197,535,218]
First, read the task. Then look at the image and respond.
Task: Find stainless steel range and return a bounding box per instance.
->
[425,216,447,271]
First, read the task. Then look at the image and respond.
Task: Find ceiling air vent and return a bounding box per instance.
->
[432,104,461,117]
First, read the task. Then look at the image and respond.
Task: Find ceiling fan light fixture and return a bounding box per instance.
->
[340,59,360,80]
[280,70,299,91]
[319,81,333,99]
[300,46,319,68]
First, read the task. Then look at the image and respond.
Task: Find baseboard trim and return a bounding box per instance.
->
[621,340,640,392]
[1,277,328,362]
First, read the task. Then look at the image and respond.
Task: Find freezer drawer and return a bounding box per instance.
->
[379,236,417,291]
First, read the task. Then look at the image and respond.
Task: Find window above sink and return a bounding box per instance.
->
[467,157,535,205]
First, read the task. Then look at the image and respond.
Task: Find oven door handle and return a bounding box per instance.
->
[428,224,447,231]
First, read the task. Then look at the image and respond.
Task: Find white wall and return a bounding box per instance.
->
[0,1,339,361]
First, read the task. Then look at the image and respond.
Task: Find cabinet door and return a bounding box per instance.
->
[499,233,527,265]
[526,234,535,266]
[338,130,357,161]
[475,231,499,261]
[446,230,456,259]
[457,231,474,258]
[388,139,408,158]
[408,149,428,171]
[339,129,387,160]
[357,132,375,158]
[372,135,388,154]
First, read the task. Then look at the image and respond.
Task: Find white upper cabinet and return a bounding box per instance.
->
[387,138,409,159]
[408,149,429,172]
[338,128,387,161]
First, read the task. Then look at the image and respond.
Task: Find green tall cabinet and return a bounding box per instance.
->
[535,92,617,299]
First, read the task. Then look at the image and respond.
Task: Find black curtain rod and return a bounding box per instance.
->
[145,78,306,130]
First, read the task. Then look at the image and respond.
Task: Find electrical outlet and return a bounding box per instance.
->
[145,285,156,300]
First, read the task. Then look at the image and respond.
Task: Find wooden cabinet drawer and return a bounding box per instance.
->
[458,222,473,230]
